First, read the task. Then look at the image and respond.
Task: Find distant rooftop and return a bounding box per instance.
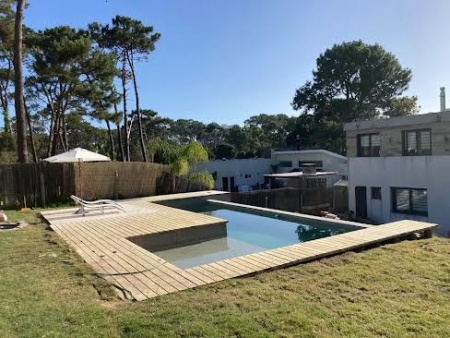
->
[271,149,347,161]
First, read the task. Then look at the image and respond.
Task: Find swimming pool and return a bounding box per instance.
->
[152,199,358,269]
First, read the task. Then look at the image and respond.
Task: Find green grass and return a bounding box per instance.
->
[1,210,450,338]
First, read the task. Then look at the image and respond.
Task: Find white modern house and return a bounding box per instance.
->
[344,91,450,237]
[193,149,347,192]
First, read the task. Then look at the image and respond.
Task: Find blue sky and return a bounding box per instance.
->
[24,0,450,125]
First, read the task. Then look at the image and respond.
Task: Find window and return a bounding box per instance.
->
[371,187,381,200]
[402,129,431,156]
[278,161,292,168]
[357,133,380,157]
[391,188,428,216]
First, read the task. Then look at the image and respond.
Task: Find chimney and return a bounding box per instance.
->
[440,87,446,112]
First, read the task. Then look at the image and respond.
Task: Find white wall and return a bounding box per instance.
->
[348,156,450,237]
[192,158,272,191]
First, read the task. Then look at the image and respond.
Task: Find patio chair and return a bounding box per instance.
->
[70,195,125,216]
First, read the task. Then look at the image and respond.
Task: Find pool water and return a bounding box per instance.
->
[154,202,356,269]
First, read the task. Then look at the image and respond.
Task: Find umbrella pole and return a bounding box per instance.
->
[75,159,84,215]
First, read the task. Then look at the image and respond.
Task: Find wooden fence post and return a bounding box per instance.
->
[39,162,46,207]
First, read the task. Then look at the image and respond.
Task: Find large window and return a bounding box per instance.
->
[278,161,292,168]
[357,133,380,157]
[402,129,431,156]
[391,188,428,216]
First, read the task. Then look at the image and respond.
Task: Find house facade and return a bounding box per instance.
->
[344,111,450,237]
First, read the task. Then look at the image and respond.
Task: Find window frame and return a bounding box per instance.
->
[402,129,432,156]
[371,187,381,200]
[357,133,380,157]
[391,187,428,216]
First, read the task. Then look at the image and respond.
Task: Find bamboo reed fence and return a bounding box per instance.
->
[0,162,208,208]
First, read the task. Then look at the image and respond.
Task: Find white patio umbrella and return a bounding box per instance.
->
[44,148,111,200]
[43,147,111,163]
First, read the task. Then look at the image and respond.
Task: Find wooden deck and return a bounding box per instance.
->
[41,192,437,301]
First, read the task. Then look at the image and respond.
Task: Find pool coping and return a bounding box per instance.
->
[206,199,372,229]
[42,192,437,301]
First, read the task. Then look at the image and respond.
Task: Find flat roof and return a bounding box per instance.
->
[265,171,338,178]
[343,111,450,132]
[271,149,347,161]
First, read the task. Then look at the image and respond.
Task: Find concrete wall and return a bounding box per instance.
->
[348,156,450,237]
[192,159,272,191]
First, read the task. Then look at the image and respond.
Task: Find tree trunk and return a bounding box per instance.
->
[13,0,28,163]
[114,103,125,162]
[50,113,61,156]
[61,113,68,150]
[47,109,55,157]
[127,53,147,162]
[105,119,115,160]
[121,58,130,161]
[24,96,38,162]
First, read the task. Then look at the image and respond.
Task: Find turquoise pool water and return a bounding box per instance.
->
[154,201,357,269]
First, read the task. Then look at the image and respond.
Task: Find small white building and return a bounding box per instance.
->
[192,158,271,192]
[344,94,450,237]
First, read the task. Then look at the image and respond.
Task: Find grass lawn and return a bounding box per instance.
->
[1,210,449,338]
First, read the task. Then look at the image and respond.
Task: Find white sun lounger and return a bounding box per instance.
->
[70,195,125,216]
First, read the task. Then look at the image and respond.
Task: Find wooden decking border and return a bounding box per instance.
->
[41,193,437,301]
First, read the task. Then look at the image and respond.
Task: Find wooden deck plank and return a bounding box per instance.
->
[208,262,242,278]
[226,256,266,271]
[236,255,274,269]
[219,258,260,274]
[214,260,252,275]
[200,264,234,279]
[187,266,224,282]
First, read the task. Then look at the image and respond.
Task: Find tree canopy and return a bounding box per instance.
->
[292,40,417,122]
[291,40,418,154]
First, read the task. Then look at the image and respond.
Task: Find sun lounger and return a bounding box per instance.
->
[70,195,125,216]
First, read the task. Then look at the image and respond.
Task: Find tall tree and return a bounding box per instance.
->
[13,0,28,162]
[292,40,417,154]
[89,16,160,162]
[292,40,416,122]
[26,26,117,156]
